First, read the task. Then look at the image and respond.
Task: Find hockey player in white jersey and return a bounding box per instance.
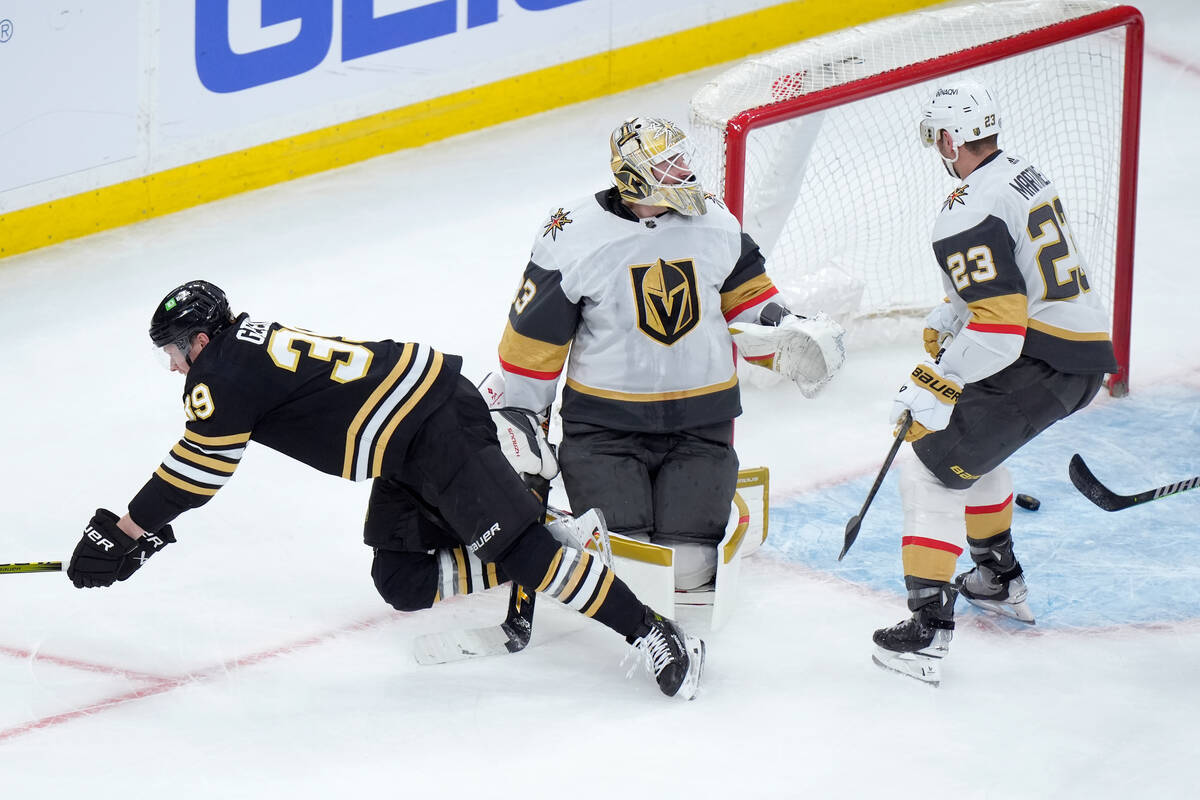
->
[496,117,843,593]
[872,81,1118,685]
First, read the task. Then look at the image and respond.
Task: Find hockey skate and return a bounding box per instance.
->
[955,565,1035,624]
[628,609,705,700]
[872,583,957,687]
[872,613,953,687]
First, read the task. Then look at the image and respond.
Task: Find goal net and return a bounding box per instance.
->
[689,0,1143,395]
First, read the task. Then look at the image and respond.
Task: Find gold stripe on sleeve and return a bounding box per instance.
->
[498,323,571,375]
[171,442,238,473]
[154,466,220,496]
[966,293,1028,328]
[720,273,775,316]
[183,430,251,447]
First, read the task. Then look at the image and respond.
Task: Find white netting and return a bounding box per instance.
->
[689,0,1132,346]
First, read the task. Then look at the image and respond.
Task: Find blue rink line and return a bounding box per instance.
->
[765,382,1200,630]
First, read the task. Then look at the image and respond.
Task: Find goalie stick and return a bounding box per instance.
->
[839,413,912,561]
[1069,454,1200,512]
[0,561,62,575]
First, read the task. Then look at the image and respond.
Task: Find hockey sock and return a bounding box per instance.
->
[498,523,646,638]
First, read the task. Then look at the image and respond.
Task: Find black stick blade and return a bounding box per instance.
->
[1069,453,1131,511]
[839,515,863,561]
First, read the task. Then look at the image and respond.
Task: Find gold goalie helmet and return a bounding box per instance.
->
[610,117,708,216]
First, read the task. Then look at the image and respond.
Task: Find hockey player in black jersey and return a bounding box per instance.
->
[871,81,1118,686]
[66,280,704,699]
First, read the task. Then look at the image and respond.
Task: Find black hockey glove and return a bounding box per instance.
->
[67,508,176,589]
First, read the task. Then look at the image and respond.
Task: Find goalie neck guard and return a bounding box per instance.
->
[609,117,708,216]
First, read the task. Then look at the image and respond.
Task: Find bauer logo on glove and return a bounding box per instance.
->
[890,360,964,443]
[910,363,961,403]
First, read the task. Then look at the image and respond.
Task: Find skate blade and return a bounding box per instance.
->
[677,636,706,701]
[962,594,1036,624]
[871,647,942,687]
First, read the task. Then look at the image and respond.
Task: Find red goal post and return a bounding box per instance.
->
[689,1,1143,396]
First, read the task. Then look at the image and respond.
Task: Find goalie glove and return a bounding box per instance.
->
[889,360,963,443]
[922,301,964,360]
[731,311,846,398]
[491,407,558,482]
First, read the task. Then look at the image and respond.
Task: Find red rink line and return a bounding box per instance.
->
[0,611,400,744]
[1150,45,1200,79]
[0,645,172,683]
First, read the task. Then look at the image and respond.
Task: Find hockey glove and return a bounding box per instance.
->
[922,301,964,360]
[889,360,963,443]
[731,312,846,398]
[67,509,175,588]
[491,407,558,481]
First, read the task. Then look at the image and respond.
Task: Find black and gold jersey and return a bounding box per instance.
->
[127,314,462,533]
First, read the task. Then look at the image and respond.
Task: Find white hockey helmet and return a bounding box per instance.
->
[919,79,1001,150]
[610,117,708,216]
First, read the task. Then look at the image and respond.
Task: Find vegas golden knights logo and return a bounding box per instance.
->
[629,258,700,345]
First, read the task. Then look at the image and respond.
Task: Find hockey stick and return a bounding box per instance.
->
[412,582,536,665]
[413,474,550,666]
[0,561,62,575]
[839,413,912,561]
[1069,453,1200,512]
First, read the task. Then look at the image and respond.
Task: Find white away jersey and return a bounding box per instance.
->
[931,150,1117,379]
[498,189,779,432]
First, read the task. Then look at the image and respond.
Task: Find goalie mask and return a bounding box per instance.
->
[919,80,1000,174]
[610,117,708,216]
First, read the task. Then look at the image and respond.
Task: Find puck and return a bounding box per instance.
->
[1015,493,1040,511]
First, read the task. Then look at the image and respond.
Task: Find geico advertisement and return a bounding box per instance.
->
[1,0,778,205]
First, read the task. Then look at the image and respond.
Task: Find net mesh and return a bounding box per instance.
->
[689,0,1130,344]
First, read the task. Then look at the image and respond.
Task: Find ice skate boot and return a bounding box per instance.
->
[956,564,1035,624]
[872,581,956,687]
[628,608,705,700]
[956,530,1035,624]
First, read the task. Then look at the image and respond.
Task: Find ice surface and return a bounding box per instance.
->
[2,2,1198,796]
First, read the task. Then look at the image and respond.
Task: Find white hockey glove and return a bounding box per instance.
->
[922,301,964,360]
[731,312,846,398]
[890,360,963,443]
[491,407,558,481]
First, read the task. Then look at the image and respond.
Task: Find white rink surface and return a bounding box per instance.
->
[2,2,1199,796]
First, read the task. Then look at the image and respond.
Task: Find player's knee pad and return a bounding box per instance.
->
[899,460,968,582]
[371,549,439,612]
[964,465,1014,544]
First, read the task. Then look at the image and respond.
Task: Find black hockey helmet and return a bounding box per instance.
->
[149,280,235,350]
